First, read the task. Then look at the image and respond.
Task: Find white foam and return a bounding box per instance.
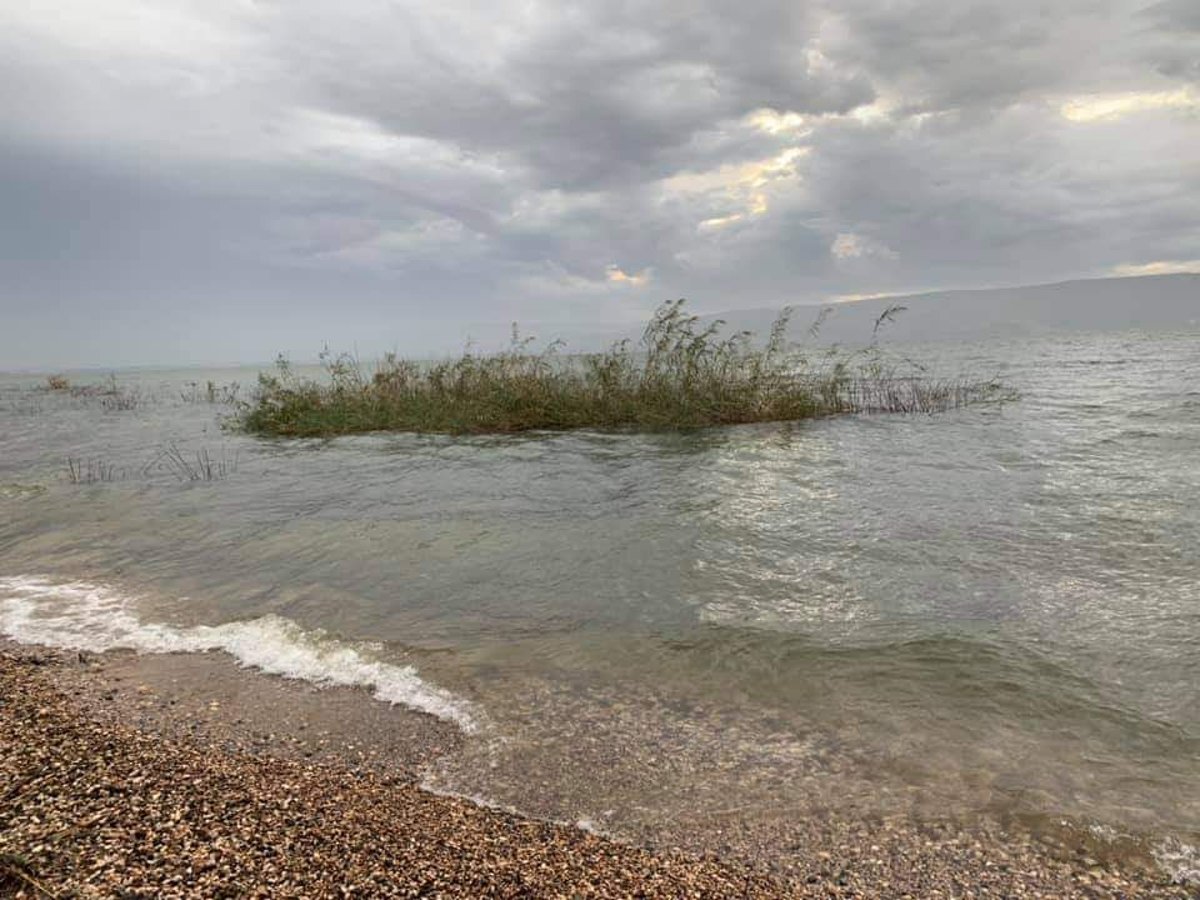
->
[0,575,478,733]
[1153,838,1200,887]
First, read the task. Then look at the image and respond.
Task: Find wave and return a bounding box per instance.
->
[0,575,478,733]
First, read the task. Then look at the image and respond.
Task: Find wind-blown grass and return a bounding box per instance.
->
[238,300,1015,437]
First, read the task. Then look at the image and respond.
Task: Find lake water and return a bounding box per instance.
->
[1,328,1198,877]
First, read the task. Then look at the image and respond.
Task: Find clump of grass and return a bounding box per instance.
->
[64,444,238,485]
[145,443,239,482]
[181,380,242,405]
[52,373,142,411]
[66,457,124,484]
[99,388,141,411]
[96,373,141,411]
[238,299,1014,437]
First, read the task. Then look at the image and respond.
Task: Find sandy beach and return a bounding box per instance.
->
[1,645,1190,898]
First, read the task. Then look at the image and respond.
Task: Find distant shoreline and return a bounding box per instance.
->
[4,274,1195,374]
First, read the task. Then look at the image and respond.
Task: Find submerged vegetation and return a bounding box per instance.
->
[239,300,1015,437]
[41,373,143,411]
[181,380,242,405]
[66,457,123,484]
[64,444,238,485]
[146,443,239,482]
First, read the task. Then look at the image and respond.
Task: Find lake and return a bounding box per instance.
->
[2,327,1197,880]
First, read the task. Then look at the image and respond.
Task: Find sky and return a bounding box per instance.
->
[1,0,1198,367]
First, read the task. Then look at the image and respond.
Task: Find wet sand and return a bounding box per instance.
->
[1,645,1191,897]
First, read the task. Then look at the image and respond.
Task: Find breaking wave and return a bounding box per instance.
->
[0,575,478,733]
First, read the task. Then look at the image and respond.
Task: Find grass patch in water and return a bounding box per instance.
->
[238,300,1015,437]
[181,380,242,405]
[145,443,239,482]
[40,373,143,411]
[66,456,124,484]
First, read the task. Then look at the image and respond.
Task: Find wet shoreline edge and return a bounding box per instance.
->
[1,643,1191,897]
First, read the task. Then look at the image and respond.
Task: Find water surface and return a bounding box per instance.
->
[2,329,1197,873]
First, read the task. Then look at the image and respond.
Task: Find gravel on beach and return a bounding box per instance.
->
[0,648,1192,898]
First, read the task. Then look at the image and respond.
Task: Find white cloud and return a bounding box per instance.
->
[830,232,899,261]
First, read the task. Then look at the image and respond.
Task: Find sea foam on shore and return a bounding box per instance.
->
[0,575,478,732]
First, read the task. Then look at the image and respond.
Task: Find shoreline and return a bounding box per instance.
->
[1,645,1191,897]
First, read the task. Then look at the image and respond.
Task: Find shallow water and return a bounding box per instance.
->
[1,329,1198,873]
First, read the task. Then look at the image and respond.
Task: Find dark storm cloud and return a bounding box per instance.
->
[1138,1,1200,80]
[0,0,1197,366]
[1142,0,1200,32]
[272,1,873,188]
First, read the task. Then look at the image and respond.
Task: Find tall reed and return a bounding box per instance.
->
[238,300,1014,437]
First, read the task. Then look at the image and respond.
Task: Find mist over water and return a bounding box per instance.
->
[2,329,1198,866]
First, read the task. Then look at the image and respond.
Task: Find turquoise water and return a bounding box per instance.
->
[1,329,1198,869]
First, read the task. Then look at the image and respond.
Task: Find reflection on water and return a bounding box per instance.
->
[1,329,1198,866]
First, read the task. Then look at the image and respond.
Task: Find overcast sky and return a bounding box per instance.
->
[1,0,1197,367]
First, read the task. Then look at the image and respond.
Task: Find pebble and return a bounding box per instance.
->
[1,648,1191,898]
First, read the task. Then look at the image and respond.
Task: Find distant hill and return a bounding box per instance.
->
[705,274,1200,345]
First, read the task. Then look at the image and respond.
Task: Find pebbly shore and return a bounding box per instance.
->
[0,647,1192,898]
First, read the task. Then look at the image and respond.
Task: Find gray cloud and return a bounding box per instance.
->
[1,0,1197,367]
[1142,0,1200,31]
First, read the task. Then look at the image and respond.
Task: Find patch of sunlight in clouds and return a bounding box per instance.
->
[746,100,894,135]
[1061,89,1198,122]
[846,100,894,125]
[1111,259,1200,277]
[698,213,745,232]
[605,265,651,286]
[664,146,809,229]
[747,108,807,134]
[828,291,901,304]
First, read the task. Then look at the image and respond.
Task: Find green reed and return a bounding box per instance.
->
[238,300,1015,437]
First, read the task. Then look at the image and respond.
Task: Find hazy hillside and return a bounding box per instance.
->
[707,274,1200,346]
